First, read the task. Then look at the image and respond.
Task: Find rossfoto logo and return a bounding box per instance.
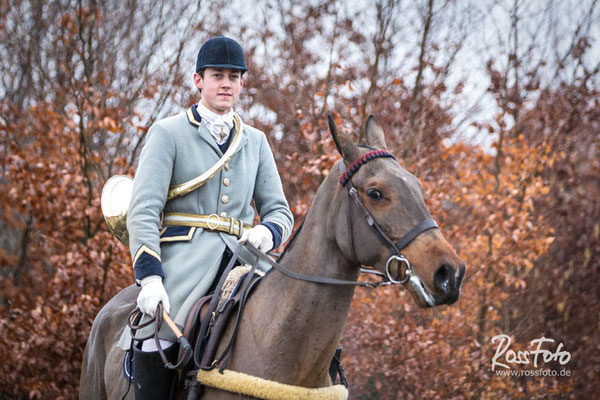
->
[491,334,572,377]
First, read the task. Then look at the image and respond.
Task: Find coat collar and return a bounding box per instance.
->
[186,106,248,156]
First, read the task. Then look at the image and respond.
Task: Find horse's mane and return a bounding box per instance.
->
[276,220,304,263]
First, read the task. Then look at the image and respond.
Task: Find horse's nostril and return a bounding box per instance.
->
[434,264,455,293]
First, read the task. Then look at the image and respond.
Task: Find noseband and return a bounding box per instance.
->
[339,150,438,284]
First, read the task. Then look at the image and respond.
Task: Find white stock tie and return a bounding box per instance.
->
[196,102,234,145]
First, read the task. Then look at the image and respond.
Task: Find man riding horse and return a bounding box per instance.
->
[82,35,466,400]
[120,35,293,399]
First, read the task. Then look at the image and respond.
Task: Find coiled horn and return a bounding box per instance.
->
[101,175,133,246]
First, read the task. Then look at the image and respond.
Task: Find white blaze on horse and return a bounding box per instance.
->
[80,115,465,399]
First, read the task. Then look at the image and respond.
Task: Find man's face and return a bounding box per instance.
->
[194,67,244,114]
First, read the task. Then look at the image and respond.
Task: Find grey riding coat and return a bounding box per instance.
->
[117,108,293,348]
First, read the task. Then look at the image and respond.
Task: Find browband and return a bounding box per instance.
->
[339,150,395,186]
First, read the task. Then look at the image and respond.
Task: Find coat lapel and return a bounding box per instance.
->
[197,124,223,155]
[235,125,249,154]
[186,107,221,155]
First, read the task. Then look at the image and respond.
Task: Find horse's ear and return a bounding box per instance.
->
[328,115,360,163]
[328,115,345,156]
[365,115,387,149]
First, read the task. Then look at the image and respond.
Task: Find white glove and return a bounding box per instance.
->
[238,224,273,253]
[137,275,170,317]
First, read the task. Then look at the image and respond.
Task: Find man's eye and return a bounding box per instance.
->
[367,188,383,200]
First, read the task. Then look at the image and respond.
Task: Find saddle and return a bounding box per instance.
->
[180,262,264,399]
[182,266,263,368]
[180,265,348,399]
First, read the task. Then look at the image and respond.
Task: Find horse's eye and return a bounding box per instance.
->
[367,188,383,200]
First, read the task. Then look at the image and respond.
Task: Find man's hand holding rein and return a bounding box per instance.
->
[239,224,274,253]
[137,275,170,317]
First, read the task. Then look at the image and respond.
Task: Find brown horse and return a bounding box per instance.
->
[80,115,465,399]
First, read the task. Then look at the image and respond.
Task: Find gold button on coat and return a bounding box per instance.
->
[221,195,230,204]
[224,163,230,171]
[223,178,230,186]
[220,211,228,217]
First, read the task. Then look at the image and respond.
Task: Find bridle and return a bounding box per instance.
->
[248,148,439,288]
[339,149,438,284]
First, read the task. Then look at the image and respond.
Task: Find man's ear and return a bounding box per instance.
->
[328,115,360,164]
[193,72,203,91]
[364,115,387,149]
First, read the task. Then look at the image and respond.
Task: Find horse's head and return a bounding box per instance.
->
[328,115,465,307]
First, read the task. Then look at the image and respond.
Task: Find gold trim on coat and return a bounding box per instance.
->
[167,113,243,200]
[159,226,197,242]
[133,245,161,266]
[162,212,252,239]
[270,221,287,241]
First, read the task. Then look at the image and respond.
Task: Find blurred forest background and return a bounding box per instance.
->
[1,0,598,398]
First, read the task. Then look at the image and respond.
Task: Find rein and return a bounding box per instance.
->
[247,243,382,288]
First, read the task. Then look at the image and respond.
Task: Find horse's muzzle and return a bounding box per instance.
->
[433,262,465,305]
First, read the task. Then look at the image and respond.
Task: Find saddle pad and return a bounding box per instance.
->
[219,264,265,304]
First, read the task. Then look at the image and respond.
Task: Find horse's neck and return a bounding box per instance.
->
[279,212,360,329]
[282,174,359,324]
[245,178,359,385]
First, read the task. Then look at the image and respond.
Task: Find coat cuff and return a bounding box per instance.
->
[260,222,283,249]
[133,245,164,284]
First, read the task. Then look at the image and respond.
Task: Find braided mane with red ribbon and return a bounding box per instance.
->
[339,149,396,187]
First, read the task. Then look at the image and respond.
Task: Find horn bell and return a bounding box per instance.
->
[101,175,133,246]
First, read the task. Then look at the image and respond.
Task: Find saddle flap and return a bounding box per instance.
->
[181,295,212,361]
[198,272,263,369]
[180,267,264,370]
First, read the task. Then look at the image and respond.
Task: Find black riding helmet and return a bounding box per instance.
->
[196,36,247,73]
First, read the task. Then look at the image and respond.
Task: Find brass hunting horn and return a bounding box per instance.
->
[101,114,243,246]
